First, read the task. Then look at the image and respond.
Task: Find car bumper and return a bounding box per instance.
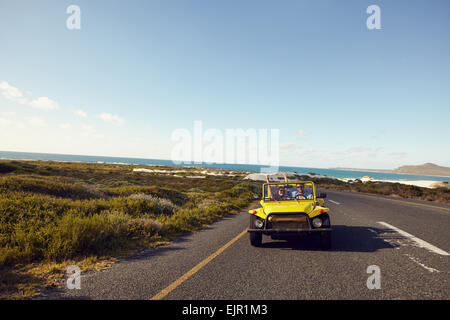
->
[248,228,331,234]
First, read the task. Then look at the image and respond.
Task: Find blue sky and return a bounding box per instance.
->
[1,0,449,169]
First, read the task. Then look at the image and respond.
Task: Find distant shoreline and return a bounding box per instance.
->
[2,158,449,189]
[331,167,450,178]
[1,150,450,183]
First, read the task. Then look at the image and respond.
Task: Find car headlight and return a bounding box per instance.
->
[254,219,264,229]
[312,217,323,228]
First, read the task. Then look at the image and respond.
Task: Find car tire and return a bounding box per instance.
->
[320,231,332,250]
[250,232,262,247]
[249,215,263,247]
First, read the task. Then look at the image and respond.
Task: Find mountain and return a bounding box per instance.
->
[393,163,450,176]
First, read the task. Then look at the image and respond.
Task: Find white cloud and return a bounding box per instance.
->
[0,81,27,104]
[0,111,16,117]
[345,146,366,153]
[0,81,60,110]
[81,124,104,139]
[30,97,60,110]
[389,152,407,158]
[16,122,27,129]
[0,117,13,126]
[297,129,308,137]
[280,143,302,151]
[81,124,94,134]
[28,117,46,127]
[100,112,124,125]
[331,146,384,156]
[0,115,26,129]
[59,123,72,129]
[73,109,87,118]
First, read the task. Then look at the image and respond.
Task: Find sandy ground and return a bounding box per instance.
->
[346,176,446,188]
[243,172,447,189]
[373,180,438,188]
[132,168,447,189]
[242,172,328,182]
[132,167,246,177]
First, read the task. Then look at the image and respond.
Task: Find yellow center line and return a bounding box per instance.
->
[150,228,248,300]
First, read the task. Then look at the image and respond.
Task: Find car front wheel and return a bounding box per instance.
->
[249,215,263,247]
[250,232,262,247]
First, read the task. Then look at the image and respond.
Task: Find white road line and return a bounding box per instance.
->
[377,221,450,256]
[404,254,440,273]
[328,200,340,205]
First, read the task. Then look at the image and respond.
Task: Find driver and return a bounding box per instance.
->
[293,184,306,200]
[303,185,314,199]
[290,183,314,200]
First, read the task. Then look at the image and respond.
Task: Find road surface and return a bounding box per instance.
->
[49,190,450,300]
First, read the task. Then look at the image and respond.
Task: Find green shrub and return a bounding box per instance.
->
[46,211,130,260]
[0,176,104,200]
[0,160,257,269]
[107,186,189,206]
[129,193,174,215]
[0,163,17,174]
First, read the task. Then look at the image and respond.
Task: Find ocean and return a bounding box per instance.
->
[1,150,449,183]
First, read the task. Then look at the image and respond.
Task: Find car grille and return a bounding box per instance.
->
[268,214,310,230]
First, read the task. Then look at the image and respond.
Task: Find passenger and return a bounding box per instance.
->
[275,186,287,201]
[265,174,281,201]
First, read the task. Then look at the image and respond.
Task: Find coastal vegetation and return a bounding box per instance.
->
[305,176,450,203]
[1,160,449,298]
[0,160,258,299]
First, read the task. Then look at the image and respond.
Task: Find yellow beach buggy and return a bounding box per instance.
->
[248,181,331,249]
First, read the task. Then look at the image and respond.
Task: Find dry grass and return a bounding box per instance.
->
[0,160,259,299]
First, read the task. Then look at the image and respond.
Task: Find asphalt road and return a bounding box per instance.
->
[49,190,450,300]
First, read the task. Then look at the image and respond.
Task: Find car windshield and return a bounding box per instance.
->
[263,183,314,201]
